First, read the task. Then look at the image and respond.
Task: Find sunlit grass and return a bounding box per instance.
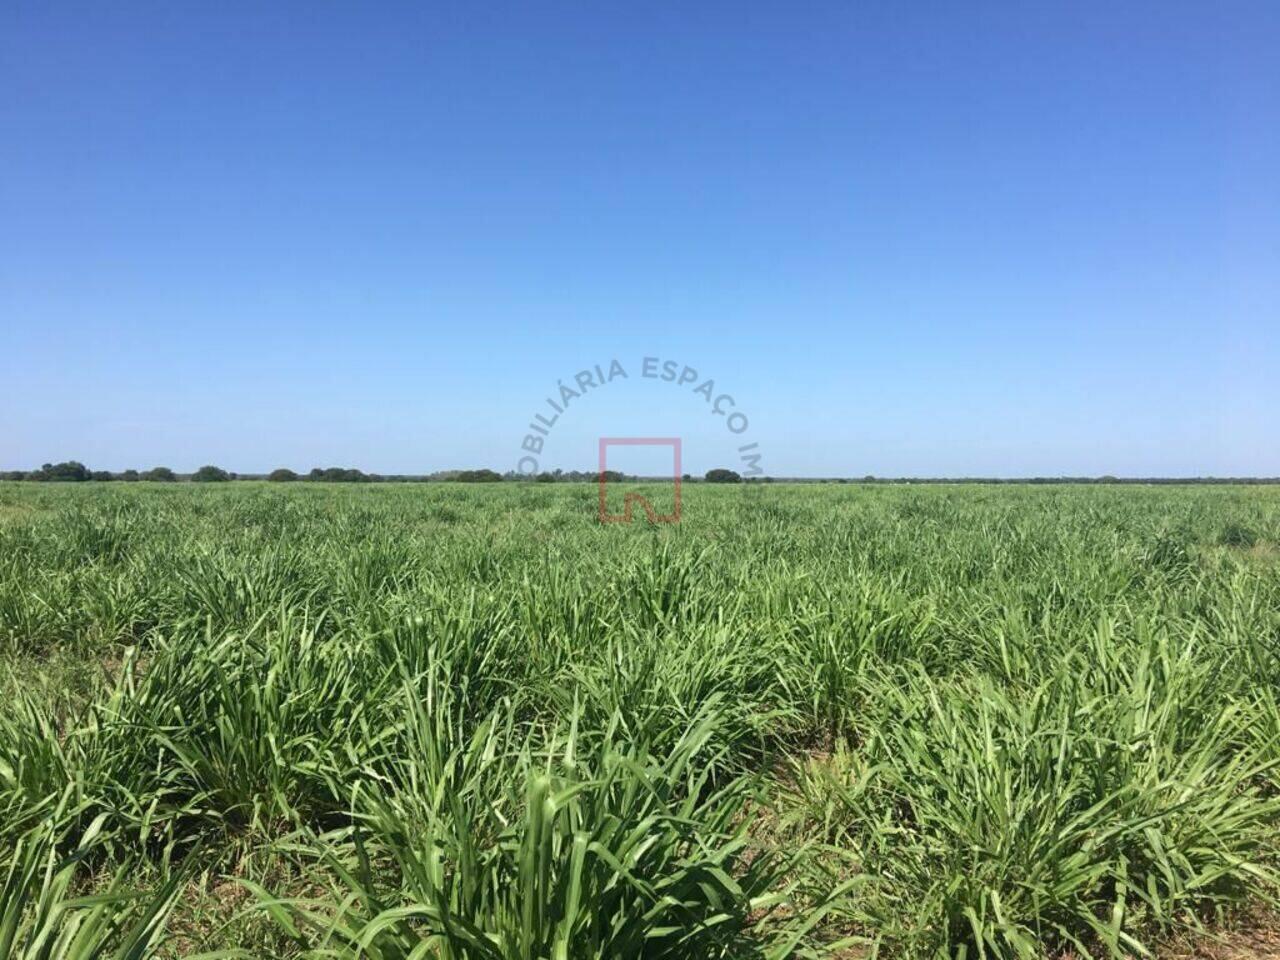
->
[0,480,1278,957]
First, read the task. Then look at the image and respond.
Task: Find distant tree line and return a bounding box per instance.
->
[534,469,626,483]
[3,461,1278,485]
[1,462,550,483]
[818,476,1280,485]
[3,462,179,482]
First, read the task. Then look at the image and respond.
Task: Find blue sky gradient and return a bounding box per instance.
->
[3,2,1277,476]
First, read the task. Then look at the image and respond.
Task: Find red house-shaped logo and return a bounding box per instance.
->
[598,437,682,523]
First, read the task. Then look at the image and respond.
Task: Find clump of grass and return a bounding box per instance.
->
[786,640,1280,956]
[253,701,812,959]
[1219,522,1258,548]
[0,817,181,959]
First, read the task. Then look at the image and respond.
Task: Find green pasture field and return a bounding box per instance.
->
[1,480,1279,958]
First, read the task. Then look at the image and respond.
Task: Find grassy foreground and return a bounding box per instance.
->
[1,480,1279,958]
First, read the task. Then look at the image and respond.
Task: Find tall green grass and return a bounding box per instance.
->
[0,481,1278,957]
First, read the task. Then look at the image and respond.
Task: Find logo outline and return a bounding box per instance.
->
[598,437,682,523]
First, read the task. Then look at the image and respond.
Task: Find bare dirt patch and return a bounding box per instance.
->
[1161,909,1280,959]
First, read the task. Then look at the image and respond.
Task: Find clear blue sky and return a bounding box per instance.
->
[3,2,1277,477]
